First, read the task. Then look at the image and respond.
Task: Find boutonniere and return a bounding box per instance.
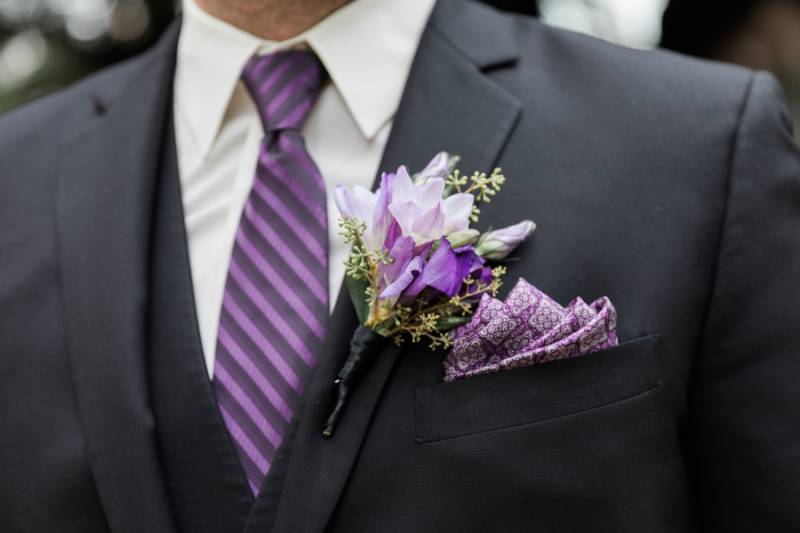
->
[323,152,535,437]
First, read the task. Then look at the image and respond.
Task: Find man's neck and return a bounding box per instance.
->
[194,0,353,41]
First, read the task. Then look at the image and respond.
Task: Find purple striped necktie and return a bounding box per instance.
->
[213,50,328,495]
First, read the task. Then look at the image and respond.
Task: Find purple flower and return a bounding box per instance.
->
[377,238,488,305]
[388,166,473,245]
[433,242,488,296]
[418,240,462,297]
[378,236,425,301]
[453,245,492,293]
[335,153,474,252]
[475,220,536,260]
[334,172,397,251]
[409,240,486,300]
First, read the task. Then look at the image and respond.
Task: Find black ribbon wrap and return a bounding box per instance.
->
[322,325,388,438]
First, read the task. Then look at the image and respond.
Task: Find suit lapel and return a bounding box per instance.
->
[58,22,181,533]
[269,2,521,532]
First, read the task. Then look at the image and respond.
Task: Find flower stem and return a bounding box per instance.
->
[322,325,388,438]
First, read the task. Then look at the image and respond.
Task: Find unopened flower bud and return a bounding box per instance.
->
[475,220,536,260]
[414,151,450,184]
[446,229,481,248]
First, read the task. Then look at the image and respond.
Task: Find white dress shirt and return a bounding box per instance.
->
[174,0,436,376]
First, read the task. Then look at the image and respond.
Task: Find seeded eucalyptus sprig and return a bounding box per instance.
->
[381,266,507,350]
[445,167,506,222]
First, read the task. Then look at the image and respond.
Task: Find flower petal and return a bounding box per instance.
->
[391,166,415,204]
[475,219,536,260]
[334,185,354,218]
[415,152,450,184]
[441,193,474,235]
[380,256,424,300]
[411,177,445,210]
[388,200,420,239]
[381,235,415,283]
[399,241,434,302]
[334,184,376,225]
[411,202,445,244]
[371,172,396,250]
[383,218,402,250]
[420,239,461,296]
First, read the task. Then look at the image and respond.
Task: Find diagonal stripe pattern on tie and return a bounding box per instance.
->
[213,50,328,496]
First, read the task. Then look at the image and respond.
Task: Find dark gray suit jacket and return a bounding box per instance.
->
[2,1,799,531]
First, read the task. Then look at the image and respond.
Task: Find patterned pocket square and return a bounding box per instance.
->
[443,278,618,382]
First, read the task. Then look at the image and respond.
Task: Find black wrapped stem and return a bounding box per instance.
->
[322,325,388,438]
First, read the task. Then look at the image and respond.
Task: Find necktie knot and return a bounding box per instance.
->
[241,50,325,133]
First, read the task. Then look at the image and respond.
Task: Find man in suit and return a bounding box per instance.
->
[1,0,799,531]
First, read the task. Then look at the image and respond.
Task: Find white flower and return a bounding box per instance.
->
[388,166,473,245]
[334,154,475,250]
[334,182,384,250]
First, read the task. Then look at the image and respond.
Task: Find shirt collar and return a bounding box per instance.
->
[176,0,436,158]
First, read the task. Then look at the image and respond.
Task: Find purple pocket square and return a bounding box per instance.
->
[443,278,618,382]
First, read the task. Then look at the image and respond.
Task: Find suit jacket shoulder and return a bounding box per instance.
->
[510,14,755,119]
[0,23,179,243]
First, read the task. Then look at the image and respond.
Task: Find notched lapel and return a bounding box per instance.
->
[58,22,181,533]
[270,2,522,533]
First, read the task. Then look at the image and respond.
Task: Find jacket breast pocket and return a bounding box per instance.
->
[414,335,663,443]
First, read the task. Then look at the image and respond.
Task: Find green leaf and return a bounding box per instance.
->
[436,315,472,332]
[346,274,370,326]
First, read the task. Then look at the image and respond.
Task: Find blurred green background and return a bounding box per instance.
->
[0,0,175,112]
[1,0,798,140]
